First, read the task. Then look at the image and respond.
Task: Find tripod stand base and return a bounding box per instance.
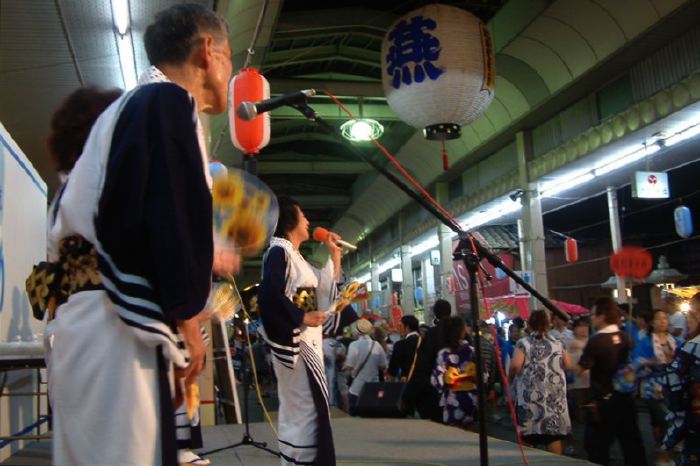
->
[199,433,280,458]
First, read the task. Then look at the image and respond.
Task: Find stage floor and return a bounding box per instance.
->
[200,418,590,465]
[1,417,591,465]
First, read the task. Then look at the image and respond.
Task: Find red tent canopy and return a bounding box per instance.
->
[483,294,588,319]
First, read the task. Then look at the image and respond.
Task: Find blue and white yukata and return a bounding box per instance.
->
[258,237,341,466]
[663,335,700,465]
[46,74,213,466]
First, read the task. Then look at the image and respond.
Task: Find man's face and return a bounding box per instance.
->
[508,325,520,342]
[206,38,233,115]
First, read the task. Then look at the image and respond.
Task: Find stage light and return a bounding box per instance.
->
[680,301,691,313]
[340,119,384,142]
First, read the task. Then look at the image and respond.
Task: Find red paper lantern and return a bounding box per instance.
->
[565,237,578,263]
[229,68,270,156]
[391,305,403,324]
[609,246,653,279]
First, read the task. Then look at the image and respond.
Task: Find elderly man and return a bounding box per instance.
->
[46,4,233,465]
[344,319,388,415]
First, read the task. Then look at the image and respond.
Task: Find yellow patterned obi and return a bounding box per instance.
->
[26,235,102,321]
[444,363,477,392]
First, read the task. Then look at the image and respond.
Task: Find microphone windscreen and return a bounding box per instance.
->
[312,227,329,242]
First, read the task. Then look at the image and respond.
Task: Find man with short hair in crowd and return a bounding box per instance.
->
[550,312,574,342]
[387,315,421,383]
[577,297,648,466]
[408,299,452,421]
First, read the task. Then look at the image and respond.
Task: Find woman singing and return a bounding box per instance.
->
[258,196,342,466]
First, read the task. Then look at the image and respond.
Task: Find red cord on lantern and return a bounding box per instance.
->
[441,139,449,171]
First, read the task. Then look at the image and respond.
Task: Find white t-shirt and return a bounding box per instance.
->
[669,312,688,340]
[549,327,574,342]
[345,336,388,396]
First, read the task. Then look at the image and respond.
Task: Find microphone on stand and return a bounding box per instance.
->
[236,89,316,121]
[312,227,357,251]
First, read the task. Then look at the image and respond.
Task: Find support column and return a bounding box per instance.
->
[371,262,380,311]
[607,186,627,303]
[517,219,527,271]
[422,257,436,297]
[438,224,456,315]
[516,131,549,306]
[435,181,456,315]
[400,245,415,315]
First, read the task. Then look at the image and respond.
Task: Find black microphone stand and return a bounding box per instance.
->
[289,99,571,466]
[201,308,279,459]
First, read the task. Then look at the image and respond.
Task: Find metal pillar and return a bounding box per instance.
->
[516,131,549,307]
[370,262,381,311]
[607,186,627,303]
[400,245,415,315]
[438,224,457,314]
[435,182,457,315]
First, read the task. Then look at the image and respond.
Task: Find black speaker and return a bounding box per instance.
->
[354,382,407,418]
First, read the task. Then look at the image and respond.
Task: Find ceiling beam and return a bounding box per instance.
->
[270,102,398,120]
[266,45,380,65]
[273,25,386,41]
[258,161,372,175]
[269,133,342,144]
[268,78,384,98]
[265,54,380,69]
[293,195,352,207]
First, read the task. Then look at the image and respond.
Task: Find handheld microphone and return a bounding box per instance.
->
[236,89,316,121]
[312,227,357,251]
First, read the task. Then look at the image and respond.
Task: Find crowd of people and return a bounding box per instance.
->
[240,293,698,466]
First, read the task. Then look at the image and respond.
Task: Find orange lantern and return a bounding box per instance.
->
[390,292,403,324]
[610,246,653,280]
[565,237,578,263]
[229,68,270,158]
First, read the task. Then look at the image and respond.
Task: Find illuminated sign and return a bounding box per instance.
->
[632,171,669,199]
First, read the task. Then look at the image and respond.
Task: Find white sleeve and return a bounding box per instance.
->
[345,342,358,368]
[313,258,337,312]
[377,345,388,368]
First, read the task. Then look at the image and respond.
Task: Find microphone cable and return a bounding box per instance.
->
[227,274,279,438]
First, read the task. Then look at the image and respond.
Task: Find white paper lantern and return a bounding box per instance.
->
[381,4,495,141]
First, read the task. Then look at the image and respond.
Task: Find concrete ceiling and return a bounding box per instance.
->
[1,0,698,280]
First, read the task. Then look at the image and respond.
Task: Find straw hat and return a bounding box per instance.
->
[356,319,373,335]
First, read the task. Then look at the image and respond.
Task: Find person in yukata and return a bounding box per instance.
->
[46,4,235,465]
[431,316,478,428]
[258,196,343,466]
